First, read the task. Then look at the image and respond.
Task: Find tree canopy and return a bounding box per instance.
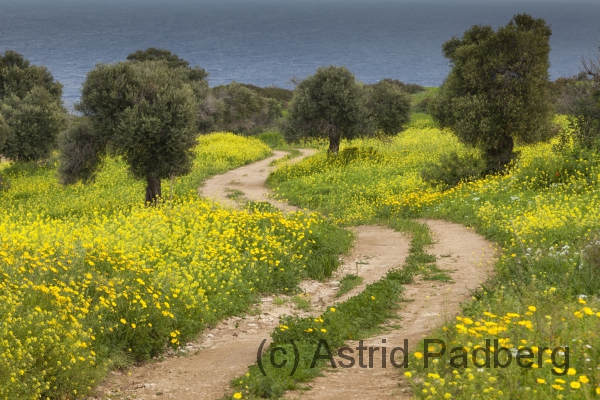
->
[366,80,411,136]
[59,60,198,203]
[282,66,371,154]
[282,67,412,152]
[127,47,208,82]
[430,14,554,170]
[0,50,66,162]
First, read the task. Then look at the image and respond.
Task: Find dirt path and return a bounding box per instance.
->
[285,219,497,400]
[200,149,316,212]
[94,149,496,400]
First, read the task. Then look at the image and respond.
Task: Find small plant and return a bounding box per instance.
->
[291,294,312,311]
[224,188,246,201]
[273,296,286,306]
[335,274,364,298]
[257,131,285,148]
[578,234,600,295]
[245,200,280,213]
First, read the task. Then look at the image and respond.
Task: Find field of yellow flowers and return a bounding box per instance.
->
[269,115,600,398]
[0,133,351,399]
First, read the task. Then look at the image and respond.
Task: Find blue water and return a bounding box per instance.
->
[1,0,599,109]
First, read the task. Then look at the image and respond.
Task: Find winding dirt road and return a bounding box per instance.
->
[94,149,496,400]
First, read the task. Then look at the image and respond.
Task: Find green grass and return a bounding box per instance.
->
[410,86,438,106]
[291,294,312,311]
[335,274,364,298]
[225,188,246,201]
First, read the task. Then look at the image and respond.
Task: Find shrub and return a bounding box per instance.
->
[511,145,599,190]
[377,78,425,94]
[420,151,487,188]
[413,97,433,114]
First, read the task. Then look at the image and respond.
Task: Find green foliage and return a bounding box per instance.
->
[420,151,487,189]
[0,50,66,162]
[0,114,8,152]
[57,117,104,185]
[366,80,411,135]
[257,131,285,147]
[0,174,9,192]
[66,60,198,202]
[127,47,208,81]
[335,273,363,298]
[431,14,555,170]
[239,83,294,104]
[1,86,66,161]
[282,66,371,154]
[212,82,283,134]
[413,96,433,114]
[377,78,425,94]
[0,50,63,100]
[568,51,600,149]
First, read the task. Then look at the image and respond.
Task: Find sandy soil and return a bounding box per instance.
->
[93,150,497,400]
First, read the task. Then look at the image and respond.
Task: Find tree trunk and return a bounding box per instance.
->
[328,132,340,155]
[145,177,162,205]
[485,134,515,172]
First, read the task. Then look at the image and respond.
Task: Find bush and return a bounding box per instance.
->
[511,145,599,190]
[377,78,425,94]
[257,131,285,147]
[212,82,283,134]
[420,151,487,189]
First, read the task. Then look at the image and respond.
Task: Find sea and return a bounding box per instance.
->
[0,0,599,109]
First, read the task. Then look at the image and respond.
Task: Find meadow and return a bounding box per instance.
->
[3,113,600,399]
[266,115,600,399]
[0,133,351,399]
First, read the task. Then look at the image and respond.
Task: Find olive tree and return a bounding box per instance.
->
[430,14,554,170]
[366,80,411,135]
[59,60,198,203]
[282,66,370,154]
[0,50,66,161]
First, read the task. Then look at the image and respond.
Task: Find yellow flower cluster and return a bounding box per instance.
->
[0,133,332,399]
[271,126,467,224]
